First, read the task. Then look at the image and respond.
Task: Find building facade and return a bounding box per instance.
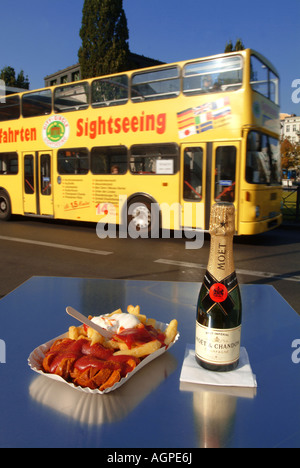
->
[44,53,164,88]
[280,113,300,144]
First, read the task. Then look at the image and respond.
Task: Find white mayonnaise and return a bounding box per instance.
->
[91,313,141,334]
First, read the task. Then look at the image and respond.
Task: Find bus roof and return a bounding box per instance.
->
[4,48,279,97]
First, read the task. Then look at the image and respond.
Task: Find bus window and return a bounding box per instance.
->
[0,95,20,121]
[40,154,51,195]
[24,155,35,194]
[92,75,128,108]
[54,83,89,113]
[57,148,89,175]
[183,56,243,95]
[0,152,18,174]
[22,89,52,118]
[91,146,127,174]
[131,67,180,102]
[183,148,203,200]
[269,69,279,104]
[215,146,236,202]
[250,55,268,99]
[250,55,279,104]
[246,131,281,185]
[130,144,179,174]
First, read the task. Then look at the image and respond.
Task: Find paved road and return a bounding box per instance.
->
[0,217,299,315]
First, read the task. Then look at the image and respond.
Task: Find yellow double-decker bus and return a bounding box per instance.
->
[0,49,282,235]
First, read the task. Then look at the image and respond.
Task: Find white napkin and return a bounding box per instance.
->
[180,344,257,388]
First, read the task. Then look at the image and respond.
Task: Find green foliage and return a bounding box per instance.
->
[224,40,233,53]
[281,139,300,170]
[225,39,245,52]
[0,66,29,89]
[78,0,130,79]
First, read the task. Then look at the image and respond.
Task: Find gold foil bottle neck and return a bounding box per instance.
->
[209,202,235,237]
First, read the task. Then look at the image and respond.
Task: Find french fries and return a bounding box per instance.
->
[164,319,178,346]
[113,339,162,358]
[43,304,179,392]
[69,325,87,341]
[87,327,105,346]
[68,305,178,356]
[127,305,147,324]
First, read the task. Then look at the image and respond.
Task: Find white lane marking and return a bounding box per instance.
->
[0,235,113,256]
[154,259,300,283]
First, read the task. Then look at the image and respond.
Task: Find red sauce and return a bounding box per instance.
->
[110,355,139,364]
[44,321,166,384]
[44,337,142,379]
[81,341,114,360]
[116,324,165,349]
[49,339,86,374]
[109,355,140,376]
[73,355,121,373]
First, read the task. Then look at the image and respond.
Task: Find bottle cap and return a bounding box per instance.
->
[209,202,235,236]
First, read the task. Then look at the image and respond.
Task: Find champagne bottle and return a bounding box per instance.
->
[195,202,242,372]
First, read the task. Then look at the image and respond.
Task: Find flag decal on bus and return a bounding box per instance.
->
[177,97,231,139]
[177,108,198,138]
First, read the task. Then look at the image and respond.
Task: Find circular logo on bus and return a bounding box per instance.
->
[42,115,70,148]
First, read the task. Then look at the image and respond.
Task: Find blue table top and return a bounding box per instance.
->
[0,277,299,448]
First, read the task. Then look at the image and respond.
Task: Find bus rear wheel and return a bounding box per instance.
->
[127,196,160,236]
[0,191,11,221]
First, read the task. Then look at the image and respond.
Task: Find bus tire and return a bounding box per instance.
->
[0,190,12,221]
[127,196,160,237]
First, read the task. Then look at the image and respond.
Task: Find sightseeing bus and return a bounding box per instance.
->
[0,48,282,235]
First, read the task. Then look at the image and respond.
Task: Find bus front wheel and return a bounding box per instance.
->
[0,191,11,221]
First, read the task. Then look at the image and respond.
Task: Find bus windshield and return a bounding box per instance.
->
[246,131,281,185]
[250,54,279,104]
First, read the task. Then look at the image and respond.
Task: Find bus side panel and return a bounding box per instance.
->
[54,172,93,222]
[239,187,282,235]
[0,173,24,216]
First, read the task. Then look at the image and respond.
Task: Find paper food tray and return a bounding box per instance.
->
[28,320,179,394]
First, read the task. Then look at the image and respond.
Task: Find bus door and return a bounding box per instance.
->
[23,152,53,216]
[212,142,240,228]
[180,144,205,230]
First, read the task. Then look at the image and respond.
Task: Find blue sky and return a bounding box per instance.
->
[0,0,299,114]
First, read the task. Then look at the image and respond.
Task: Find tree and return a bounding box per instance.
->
[78,0,130,79]
[281,138,300,170]
[234,39,245,51]
[0,66,29,89]
[224,40,233,53]
[224,39,245,52]
[15,70,30,89]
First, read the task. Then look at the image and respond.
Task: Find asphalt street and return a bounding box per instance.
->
[0,217,299,316]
